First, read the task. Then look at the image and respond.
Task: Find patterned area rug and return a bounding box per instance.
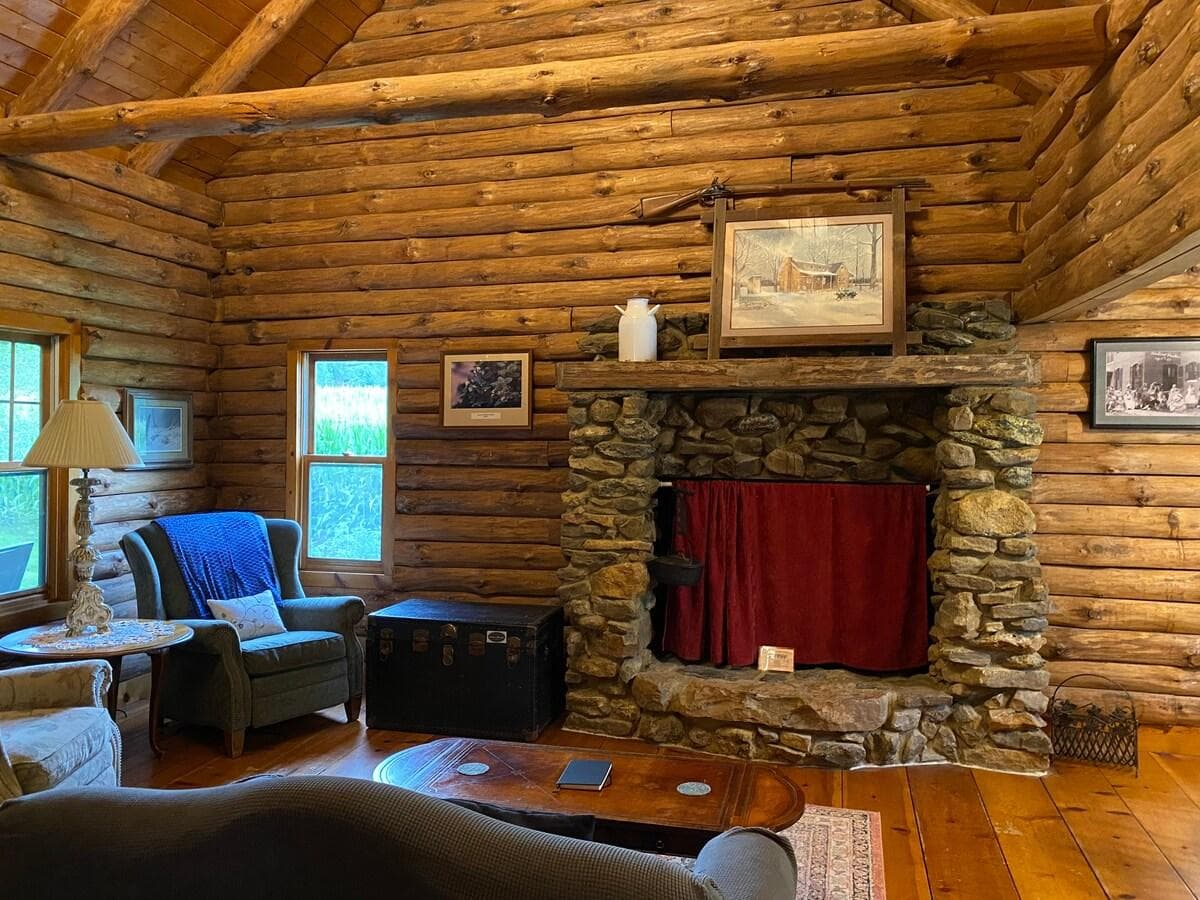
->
[673,805,885,899]
[783,805,886,900]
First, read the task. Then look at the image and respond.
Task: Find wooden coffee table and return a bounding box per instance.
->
[373,737,806,855]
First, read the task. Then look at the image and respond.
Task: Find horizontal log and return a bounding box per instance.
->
[92,488,215,525]
[1028,382,1087,412]
[214,307,574,346]
[1034,504,1200,539]
[393,464,569,492]
[83,328,219,370]
[1049,660,1200,698]
[394,439,568,467]
[395,489,564,517]
[0,283,206,342]
[0,8,1109,155]
[1031,350,1088,384]
[1032,474,1200,507]
[1036,444,1200,477]
[1050,596,1200,635]
[210,416,285,441]
[1040,684,1200,726]
[224,221,711,274]
[1043,564,1200,602]
[215,247,711,297]
[1036,534,1200,571]
[1038,413,1200,446]
[0,219,211,296]
[90,466,210,497]
[395,515,561,543]
[322,2,905,82]
[17,151,222,224]
[207,463,286,487]
[81,359,210,392]
[222,276,709,322]
[394,413,566,441]
[393,541,565,570]
[0,161,211,244]
[216,485,285,513]
[392,566,560,596]
[1015,320,1200,352]
[1042,625,1200,668]
[0,184,221,271]
[215,441,287,464]
[557,354,1040,391]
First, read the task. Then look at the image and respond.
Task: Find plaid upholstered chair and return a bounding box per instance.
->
[0,660,121,799]
[121,517,364,758]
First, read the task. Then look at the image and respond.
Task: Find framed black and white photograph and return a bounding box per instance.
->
[1091,339,1200,430]
[439,351,533,429]
[123,389,193,467]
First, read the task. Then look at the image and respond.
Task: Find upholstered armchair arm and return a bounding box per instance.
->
[693,827,798,900]
[277,596,365,698]
[0,661,111,712]
[173,618,241,658]
[276,596,365,633]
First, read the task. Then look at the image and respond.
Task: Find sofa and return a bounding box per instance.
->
[121,518,365,757]
[0,660,121,800]
[0,775,797,899]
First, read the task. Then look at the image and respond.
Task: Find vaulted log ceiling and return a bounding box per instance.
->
[0,0,1087,188]
[0,0,381,188]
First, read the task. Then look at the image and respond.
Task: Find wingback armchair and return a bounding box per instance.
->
[0,660,121,800]
[121,518,365,757]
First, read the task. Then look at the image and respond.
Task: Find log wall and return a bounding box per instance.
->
[208,0,1043,616]
[1024,270,1200,726]
[0,154,220,698]
[1014,0,1200,320]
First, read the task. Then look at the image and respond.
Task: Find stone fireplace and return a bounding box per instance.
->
[556,356,1051,774]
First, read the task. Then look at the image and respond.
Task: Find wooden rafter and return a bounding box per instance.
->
[9,0,154,117]
[0,7,1109,156]
[125,0,320,175]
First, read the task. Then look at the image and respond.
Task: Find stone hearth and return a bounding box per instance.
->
[556,358,1050,774]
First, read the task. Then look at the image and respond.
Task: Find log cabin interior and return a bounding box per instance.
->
[0,0,1199,897]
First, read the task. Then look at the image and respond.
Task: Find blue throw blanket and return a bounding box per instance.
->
[157,512,283,618]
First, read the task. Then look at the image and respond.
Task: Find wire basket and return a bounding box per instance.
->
[1049,673,1138,773]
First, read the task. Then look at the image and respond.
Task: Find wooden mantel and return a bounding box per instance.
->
[556,355,1041,392]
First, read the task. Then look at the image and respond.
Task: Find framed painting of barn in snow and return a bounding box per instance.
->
[707,197,908,356]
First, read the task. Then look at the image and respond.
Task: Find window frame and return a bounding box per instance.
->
[287,342,396,579]
[0,311,81,618]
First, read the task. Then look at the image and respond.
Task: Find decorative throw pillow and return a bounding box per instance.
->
[206,590,287,641]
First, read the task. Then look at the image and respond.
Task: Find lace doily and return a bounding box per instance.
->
[19,620,183,653]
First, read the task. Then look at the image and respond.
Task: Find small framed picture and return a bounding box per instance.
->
[1091,339,1200,430]
[710,201,906,353]
[440,351,533,429]
[123,389,193,468]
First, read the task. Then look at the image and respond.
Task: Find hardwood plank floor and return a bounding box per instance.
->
[118,707,1200,899]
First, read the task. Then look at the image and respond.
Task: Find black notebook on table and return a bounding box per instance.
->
[556,759,613,791]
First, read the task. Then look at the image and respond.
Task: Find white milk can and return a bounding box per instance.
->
[614,297,660,361]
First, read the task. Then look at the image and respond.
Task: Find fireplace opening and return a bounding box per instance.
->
[650,480,933,675]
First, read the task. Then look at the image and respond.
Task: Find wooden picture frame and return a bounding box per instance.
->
[440,351,533,429]
[707,192,909,357]
[123,389,193,468]
[1090,338,1200,430]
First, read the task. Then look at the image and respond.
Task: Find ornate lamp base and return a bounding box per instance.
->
[64,469,112,638]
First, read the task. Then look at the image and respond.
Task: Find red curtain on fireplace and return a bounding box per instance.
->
[661,480,929,671]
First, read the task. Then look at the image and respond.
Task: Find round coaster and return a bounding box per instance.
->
[676,781,712,797]
[456,762,490,776]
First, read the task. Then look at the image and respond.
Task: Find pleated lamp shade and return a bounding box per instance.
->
[23,400,143,470]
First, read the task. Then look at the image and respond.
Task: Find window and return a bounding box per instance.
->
[0,334,51,598]
[0,312,78,612]
[290,347,395,573]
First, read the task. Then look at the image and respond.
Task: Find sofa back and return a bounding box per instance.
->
[0,776,765,900]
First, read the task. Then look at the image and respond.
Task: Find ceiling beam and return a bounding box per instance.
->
[902,0,1060,95]
[9,0,154,117]
[0,6,1109,157]
[125,0,320,175]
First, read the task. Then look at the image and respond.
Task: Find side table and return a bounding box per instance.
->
[0,619,193,756]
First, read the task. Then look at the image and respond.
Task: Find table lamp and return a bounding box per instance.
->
[23,399,143,636]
